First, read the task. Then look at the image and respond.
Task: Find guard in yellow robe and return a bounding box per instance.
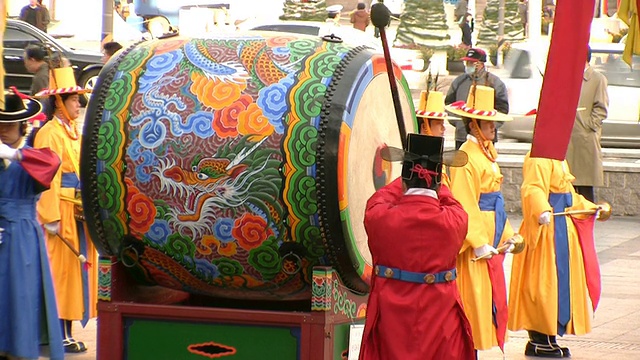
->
[509,152,604,358]
[416,90,451,187]
[34,67,97,354]
[447,85,519,352]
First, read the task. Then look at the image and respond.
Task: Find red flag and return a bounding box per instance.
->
[486,255,508,351]
[571,215,601,311]
[530,0,596,159]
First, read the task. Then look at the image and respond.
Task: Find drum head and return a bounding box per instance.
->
[316,53,417,292]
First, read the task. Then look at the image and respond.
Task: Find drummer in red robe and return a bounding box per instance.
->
[359,133,475,360]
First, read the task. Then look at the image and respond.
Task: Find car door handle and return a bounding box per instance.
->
[4,55,22,60]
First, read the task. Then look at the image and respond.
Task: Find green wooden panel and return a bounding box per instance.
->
[125,319,300,360]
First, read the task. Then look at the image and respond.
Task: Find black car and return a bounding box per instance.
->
[3,19,103,106]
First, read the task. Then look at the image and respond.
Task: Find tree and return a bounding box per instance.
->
[476,0,525,45]
[394,0,450,47]
[281,0,328,22]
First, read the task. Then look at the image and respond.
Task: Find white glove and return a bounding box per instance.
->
[503,234,522,253]
[0,144,19,160]
[538,211,552,225]
[44,221,60,235]
[474,244,499,259]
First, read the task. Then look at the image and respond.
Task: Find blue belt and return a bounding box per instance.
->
[0,198,37,221]
[479,191,507,248]
[61,172,80,189]
[375,265,456,284]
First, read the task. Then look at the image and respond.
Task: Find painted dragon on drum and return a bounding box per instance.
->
[153,136,283,240]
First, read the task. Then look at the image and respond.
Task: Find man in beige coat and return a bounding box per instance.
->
[566,47,609,203]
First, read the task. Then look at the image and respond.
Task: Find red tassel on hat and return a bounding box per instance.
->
[8,86,46,124]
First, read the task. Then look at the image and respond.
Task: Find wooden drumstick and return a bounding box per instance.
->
[54,232,88,265]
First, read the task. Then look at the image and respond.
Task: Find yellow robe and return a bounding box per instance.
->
[35,118,98,321]
[509,153,595,336]
[449,137,515,350]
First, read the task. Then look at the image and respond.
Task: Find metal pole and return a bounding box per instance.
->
[497,0,505,67]
[102,0,114,44]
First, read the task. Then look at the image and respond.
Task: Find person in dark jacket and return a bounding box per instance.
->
[19,0,49,32]
[445,48,509,149]
[350,3,370,32]
[460,13,474,47]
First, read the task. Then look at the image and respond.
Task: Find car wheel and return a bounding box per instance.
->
[78,68,101,107]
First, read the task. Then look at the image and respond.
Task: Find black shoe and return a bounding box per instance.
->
[549,336,571,357]
[63,338,88,353]
[525,341,564,358]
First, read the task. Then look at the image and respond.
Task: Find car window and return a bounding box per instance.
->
[3,27,43,50]
[591,51,640,87]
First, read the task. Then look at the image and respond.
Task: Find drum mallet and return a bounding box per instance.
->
[54,232,90,268]
[371,2,407,150]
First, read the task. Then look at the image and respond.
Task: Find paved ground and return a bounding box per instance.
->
[38,214,640,360]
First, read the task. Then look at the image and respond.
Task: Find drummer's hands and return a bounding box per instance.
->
[538,211,551,225]
[474,244,499,259]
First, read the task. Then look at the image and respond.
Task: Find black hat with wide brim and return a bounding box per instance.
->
[0,91,43,122]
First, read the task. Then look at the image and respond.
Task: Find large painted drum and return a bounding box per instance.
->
[81,32,416,301]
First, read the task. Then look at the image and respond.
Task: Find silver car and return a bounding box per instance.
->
[498,42,640,148]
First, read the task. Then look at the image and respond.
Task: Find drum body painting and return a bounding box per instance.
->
[81,33,416,301]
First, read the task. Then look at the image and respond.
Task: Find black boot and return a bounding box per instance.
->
[60,319,88,353]
[525,330,565,358]
[550,335,571,358]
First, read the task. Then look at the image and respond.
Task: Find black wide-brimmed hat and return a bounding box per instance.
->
[0,89,43,122]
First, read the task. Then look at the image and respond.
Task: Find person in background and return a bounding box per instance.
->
[0,89,64,360]
[102,41,123,64]
[34,67,98,354]
[325,4,343,35]
[447,85,520,355]
[460,12,474,48]
[23,44,49,97]
[350,3,370,32]
[454,0,469,22]
[565,47,609,203]
[372,0,390,39]
[37,0,51,32]
[19,0,49,32]
[359,133,474,360]
[445,48,509,150]
[518,0,528,37]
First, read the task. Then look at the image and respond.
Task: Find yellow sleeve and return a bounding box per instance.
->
[450,161,487,251]
[520,155,554,248]
[34,125,63,224]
